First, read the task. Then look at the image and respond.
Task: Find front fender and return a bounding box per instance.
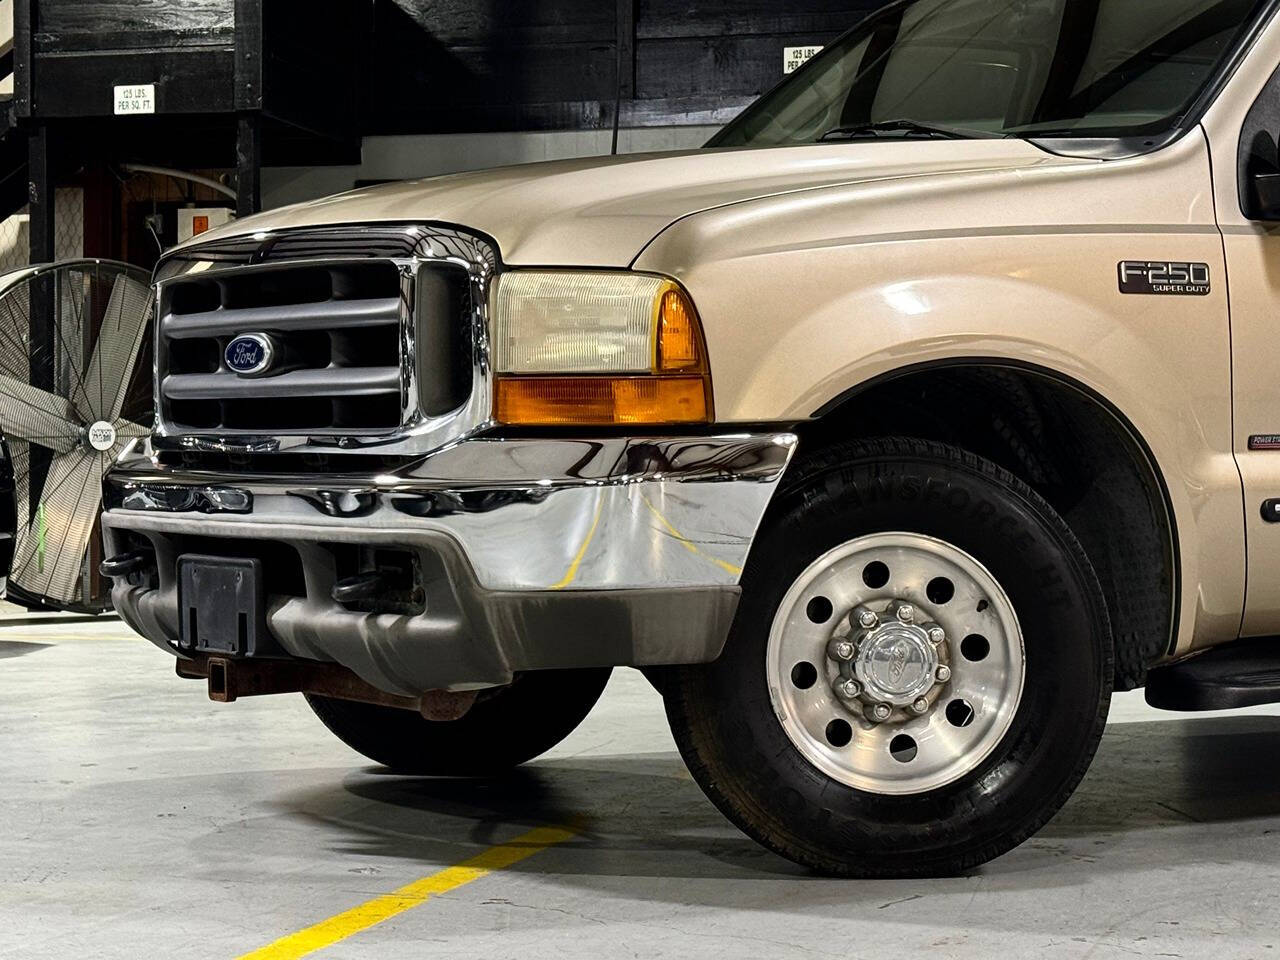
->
[637,205,1241,653]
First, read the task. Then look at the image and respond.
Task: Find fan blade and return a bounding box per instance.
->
[113,419,150,440]
[0,373,80,453]
[9,449,102,606]
[78,273,153,422]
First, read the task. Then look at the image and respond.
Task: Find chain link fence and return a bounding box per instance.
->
[0,189,85,274]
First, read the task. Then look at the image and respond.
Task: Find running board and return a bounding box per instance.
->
[1146,637,1280,711]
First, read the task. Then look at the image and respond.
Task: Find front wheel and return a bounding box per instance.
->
[664,438,1112,877]
[307,666,612,775]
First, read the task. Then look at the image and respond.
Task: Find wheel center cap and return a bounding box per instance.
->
[87,420,117,452]
[855,622,939,706]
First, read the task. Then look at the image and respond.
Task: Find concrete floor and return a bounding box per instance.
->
[3,607,1280,960]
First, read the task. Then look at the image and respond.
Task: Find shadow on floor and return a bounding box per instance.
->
[300,751,794,879]
[0,614,117,629]
[262,713,1280,889]
[0,640,53,659]
[1046,713,1280,832]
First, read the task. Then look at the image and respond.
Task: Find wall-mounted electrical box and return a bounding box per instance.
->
[177,207,233,244]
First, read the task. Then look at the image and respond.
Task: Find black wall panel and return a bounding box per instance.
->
[23,0,887,135]
[371,0,884,133]
[634,0,880,99]
[35,0,233,51]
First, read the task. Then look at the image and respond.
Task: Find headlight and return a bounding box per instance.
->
[491,270,712,425]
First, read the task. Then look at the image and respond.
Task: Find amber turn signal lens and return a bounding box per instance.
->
[657,287,703,372]
[496,376,709,425]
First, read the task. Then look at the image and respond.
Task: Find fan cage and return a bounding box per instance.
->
[0,259,154,614]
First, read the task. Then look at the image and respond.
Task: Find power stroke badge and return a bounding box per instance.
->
[1118,261,1210,296]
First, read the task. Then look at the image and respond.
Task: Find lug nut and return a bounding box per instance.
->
[911,697,930,715]
[895,603,915,624]
[926,624,945,644]
[828,639,856,662]
[935,665,952,683]
[856,608,879,629]
[869,703,892,722]
[836,678,862,700]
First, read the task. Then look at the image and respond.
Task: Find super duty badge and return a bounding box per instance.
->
[1118,261,1210,296]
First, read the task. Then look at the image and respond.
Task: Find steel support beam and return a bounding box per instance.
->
[27,123,55,517]
[235,114,261,217]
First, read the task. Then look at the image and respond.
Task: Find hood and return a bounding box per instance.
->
[187,141,1087,267]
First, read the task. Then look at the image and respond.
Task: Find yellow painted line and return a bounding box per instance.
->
[639,492,743,577]
[549,490,606,590]
[236,824,575,960]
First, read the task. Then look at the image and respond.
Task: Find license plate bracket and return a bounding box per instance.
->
[177,555,271,657]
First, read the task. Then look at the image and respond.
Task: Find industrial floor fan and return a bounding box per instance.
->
[0,259,153,612]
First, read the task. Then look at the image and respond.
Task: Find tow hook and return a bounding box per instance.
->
[331,570,387,604]
[99,550,153,580]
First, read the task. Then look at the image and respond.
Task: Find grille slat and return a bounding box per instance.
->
[163,368,401,401]
[163,298,400,339]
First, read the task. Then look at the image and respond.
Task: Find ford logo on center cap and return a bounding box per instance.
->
[225,333,275,377]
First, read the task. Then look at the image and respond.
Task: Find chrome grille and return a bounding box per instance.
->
[159,260,404,433]
[152,223,496,456]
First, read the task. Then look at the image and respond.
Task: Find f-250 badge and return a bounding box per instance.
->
[1118,261,1210,296]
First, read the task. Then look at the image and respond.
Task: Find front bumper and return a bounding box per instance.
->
[102,431,797,694]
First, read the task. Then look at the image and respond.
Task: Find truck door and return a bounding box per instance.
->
[1208,39,1280,637]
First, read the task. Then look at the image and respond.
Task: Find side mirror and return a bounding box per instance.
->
[1253,169,1280,221]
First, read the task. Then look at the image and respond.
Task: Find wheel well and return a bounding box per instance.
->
[799,364,1176,690]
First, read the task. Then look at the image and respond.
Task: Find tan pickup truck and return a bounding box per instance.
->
[100,0,1280,876]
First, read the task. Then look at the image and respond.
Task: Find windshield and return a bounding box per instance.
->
[709,0,1270,147]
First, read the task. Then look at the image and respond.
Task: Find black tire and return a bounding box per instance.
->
[663,437,1113,877]
[307,667,612,775]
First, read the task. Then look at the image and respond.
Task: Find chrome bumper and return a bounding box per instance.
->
[102,432,797,694]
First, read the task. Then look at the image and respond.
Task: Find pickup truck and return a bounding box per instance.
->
[100,0,1280,877]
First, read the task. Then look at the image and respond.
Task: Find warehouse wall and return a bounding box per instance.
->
[370,0,879,133]
[262,124,719,210]
[260,1,878,208]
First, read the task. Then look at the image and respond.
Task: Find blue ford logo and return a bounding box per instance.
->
[225,333,275,377]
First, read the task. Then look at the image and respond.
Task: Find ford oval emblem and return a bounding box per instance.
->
[225,333,275,377]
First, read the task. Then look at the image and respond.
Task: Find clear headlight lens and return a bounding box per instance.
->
[493,271,663,374]
[491,270,712,425]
